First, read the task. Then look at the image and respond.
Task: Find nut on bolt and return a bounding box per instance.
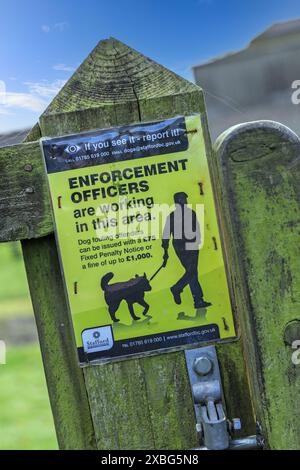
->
[232,418,242,431]
[193,355,213,376]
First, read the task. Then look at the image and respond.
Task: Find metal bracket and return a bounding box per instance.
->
[185,345,262,450]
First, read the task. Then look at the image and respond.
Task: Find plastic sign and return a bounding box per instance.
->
[41,114,236,365]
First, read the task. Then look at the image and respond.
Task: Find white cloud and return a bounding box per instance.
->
[41,24,50,33]
[0,79,66,116]
[53,63,75,72]
[41,22,68,33]
[24,79,67,98]
[0,80,6,105]
[0,108,12,116]
[4,92,46,112]
[54,22,68,32]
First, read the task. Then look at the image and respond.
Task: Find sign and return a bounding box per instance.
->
[41,114,236,365]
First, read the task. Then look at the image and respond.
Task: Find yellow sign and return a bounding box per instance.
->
[41,114,236,365]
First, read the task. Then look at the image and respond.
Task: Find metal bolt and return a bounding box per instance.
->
[196,422,202,435]
[193,355,213,376]
[232,418,242,431]
[283,320,300,346]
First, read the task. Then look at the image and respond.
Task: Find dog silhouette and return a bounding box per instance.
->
[101,272,152,322]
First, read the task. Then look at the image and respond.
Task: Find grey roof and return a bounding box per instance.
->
[0,128,30,148]
[192,17,300,70]
[251,17,300,43]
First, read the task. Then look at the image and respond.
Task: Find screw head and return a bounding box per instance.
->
[193,355,213,376]
[284,320,300,346]
[24,164,33,172]
[25,187,34,194]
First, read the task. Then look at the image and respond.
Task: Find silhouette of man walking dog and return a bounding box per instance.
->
[100,191,211,323]
[162,192,212,309]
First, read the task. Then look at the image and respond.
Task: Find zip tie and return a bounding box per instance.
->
[74,282,78,294]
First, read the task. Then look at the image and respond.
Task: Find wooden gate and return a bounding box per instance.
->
[1,39,300,449]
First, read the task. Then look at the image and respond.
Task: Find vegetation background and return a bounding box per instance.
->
[0,242,57,449]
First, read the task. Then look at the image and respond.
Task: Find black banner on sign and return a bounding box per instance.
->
[42,116,188,174]
[78,324,220,364]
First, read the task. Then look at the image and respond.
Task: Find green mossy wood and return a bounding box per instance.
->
[0,141,51,240]
[0,39,260,449]
[214,121,300,449]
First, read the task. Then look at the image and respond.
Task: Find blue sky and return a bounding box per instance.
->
[1,0,300,132]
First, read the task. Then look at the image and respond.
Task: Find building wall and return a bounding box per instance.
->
[193,22,300,140]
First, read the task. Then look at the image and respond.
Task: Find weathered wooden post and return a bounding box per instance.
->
[0,38,257,449]
[214,121,300,449]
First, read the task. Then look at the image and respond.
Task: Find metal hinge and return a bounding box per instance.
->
[185,346,263,450]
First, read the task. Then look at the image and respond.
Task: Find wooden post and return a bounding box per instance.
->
[214,120,300,449]
[0,39,255,449]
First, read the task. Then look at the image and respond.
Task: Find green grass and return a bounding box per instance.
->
[0,242,30,302]
[0,343,58,450]
[0,297,33,318]
[0,242,57,449]
[0,241,32,320]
